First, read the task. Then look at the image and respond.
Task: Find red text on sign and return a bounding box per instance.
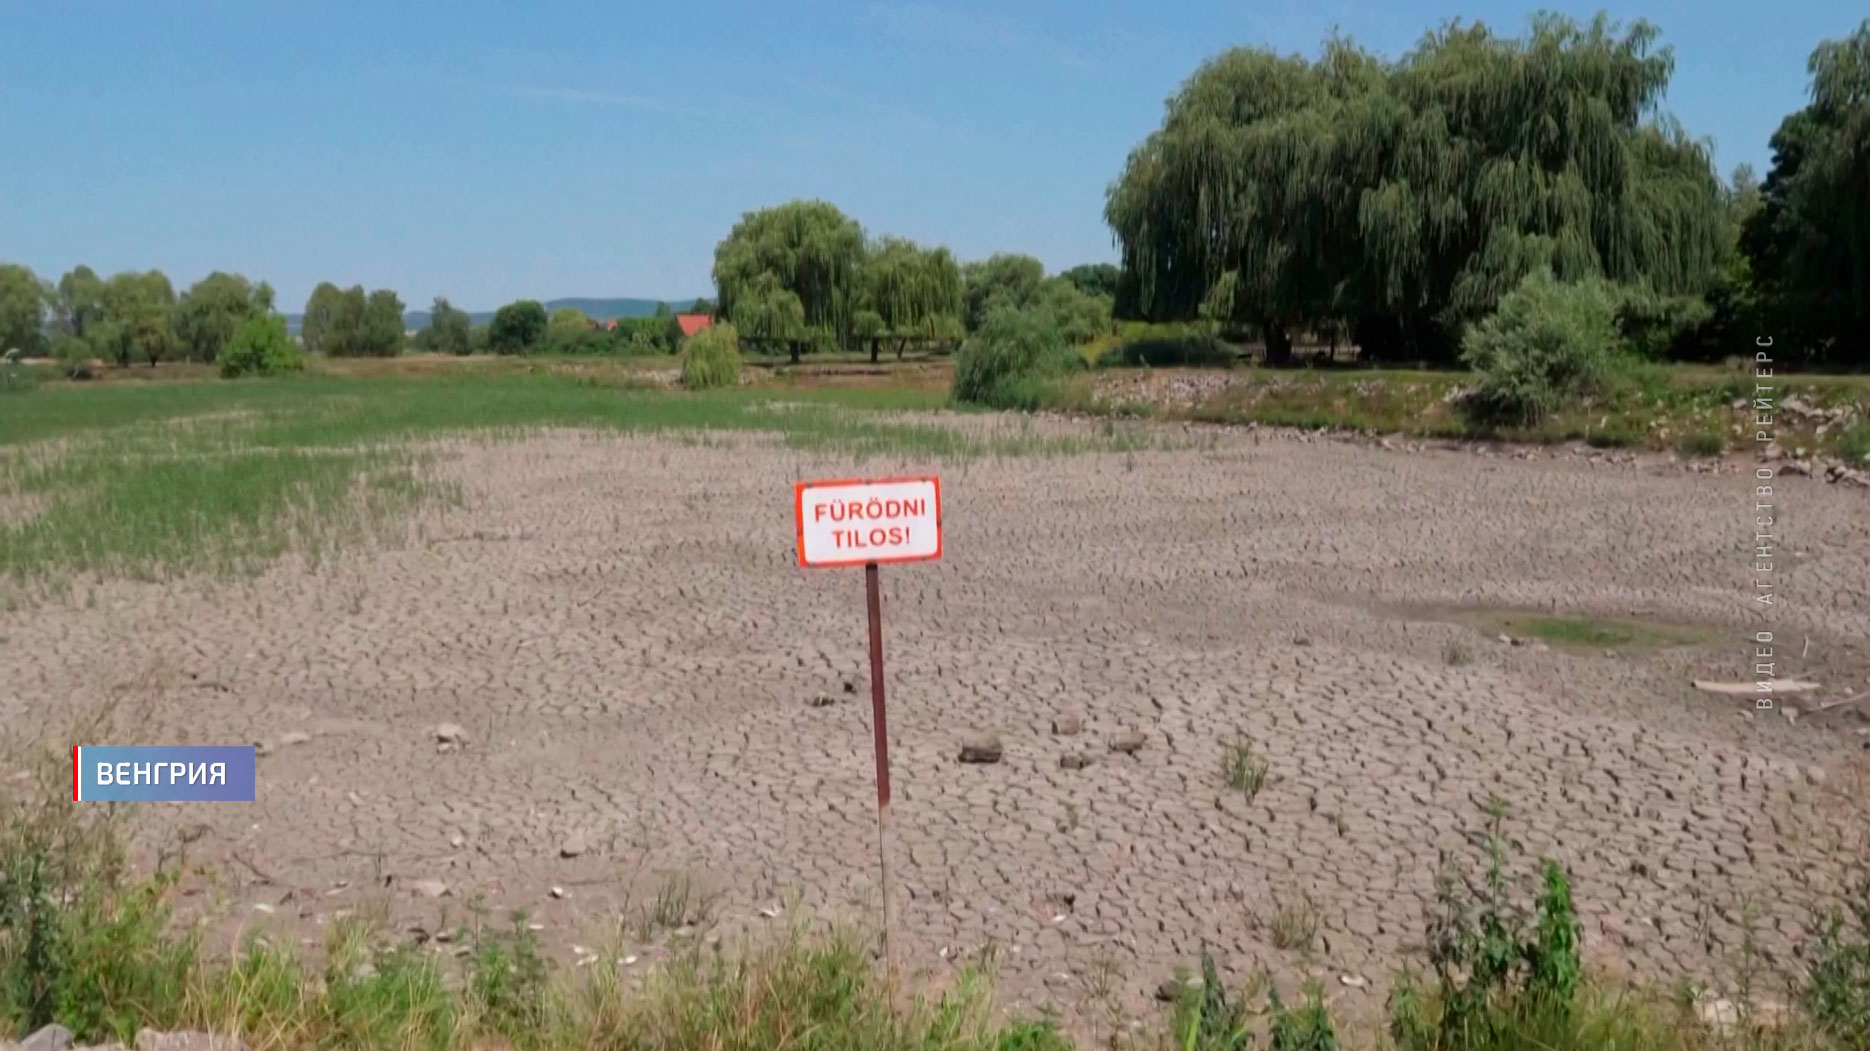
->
[814,498,927,523]
[834,526,913,549]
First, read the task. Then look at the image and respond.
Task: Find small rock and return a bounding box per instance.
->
[432,723,469,746]
[559,833,588,858]
[22,1024,74,1051]
[1050,713,1083,735]
[958,735,1003,764]
[1339,974,1368,988]
[1059,753,1091,770]
[1108,731,1147,755]
[410,879,450,899]
[1783,459,1812,476]
[253,741,274,757]
[449,834,465,848]
[1806,765,1826,786]
[1497,633,1513,645]
[1292,635,1312,647]
[807,693,838,708]
[277,731,311,747]
[1156,977,1195,1002]
[549,886,566,899]
[1696,997,1740,1031]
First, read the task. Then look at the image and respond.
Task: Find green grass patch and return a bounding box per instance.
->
[0,373,1164,585]
[1480,612,1710,651]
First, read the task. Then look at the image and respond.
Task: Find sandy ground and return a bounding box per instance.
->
[4,419,1868,1037]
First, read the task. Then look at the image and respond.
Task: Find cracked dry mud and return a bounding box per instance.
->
[4,419,1867,1032]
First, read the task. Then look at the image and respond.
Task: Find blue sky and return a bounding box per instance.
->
[0,0,1851,311]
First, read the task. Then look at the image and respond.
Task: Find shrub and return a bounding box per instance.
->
[1676,432,1725,459]
[679,322,741,390]
[488,300,547,355]
[1391,799,1586,1051]
[1615,286,1714,360]
[0,750,194,1041]
[51,337,96,381]
[1460,269,1625,426]
[1839,423,1870,465]
[218,315,303,378]
[1096,323,1237,368]
[951,307,1083,409]
[1803,875,1870,1049]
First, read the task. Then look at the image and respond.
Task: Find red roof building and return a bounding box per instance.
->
[676,313,714,338]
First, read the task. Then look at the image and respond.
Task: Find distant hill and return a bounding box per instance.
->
[285,297,709,335]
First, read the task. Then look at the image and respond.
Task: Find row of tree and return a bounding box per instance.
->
[7,18,1858,370]
[1104,15,1870,366]
[710,200,1116,362]
[0,264,276,367]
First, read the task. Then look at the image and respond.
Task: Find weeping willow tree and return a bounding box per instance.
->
[728,273,808,363]
[1743,20,1870,365]
[861,237,964,361]
[1107,14,1728,362]
[712,200,866,361]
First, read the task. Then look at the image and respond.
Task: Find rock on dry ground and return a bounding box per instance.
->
[2,419,1868,1038]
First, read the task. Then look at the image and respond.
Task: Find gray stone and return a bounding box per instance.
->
[21,1024,73,1051]
[277,731,311,747]
[432,723,468,745]
[1059,753,1090,770]
[1050,713,1083,736]
[958,736,1003,764]
[134,1030,249,1051]
[559,832,588,858]
[1108,731,1147,755]
[410,879,450,899]
[1806,765,1827,786]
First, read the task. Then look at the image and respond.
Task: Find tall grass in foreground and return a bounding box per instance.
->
[5,747,1865,1051]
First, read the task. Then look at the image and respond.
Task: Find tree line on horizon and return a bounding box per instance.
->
[1,13,1864,372]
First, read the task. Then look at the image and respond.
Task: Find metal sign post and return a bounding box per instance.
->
[863,560,895,975]
[795,476,943,979]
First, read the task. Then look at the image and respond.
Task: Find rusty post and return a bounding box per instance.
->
[864,560,897,979]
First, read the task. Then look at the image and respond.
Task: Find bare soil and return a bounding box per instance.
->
[3,420,1866,1035]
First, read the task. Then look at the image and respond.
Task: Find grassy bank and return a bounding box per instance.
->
[1055,362,1870,459]
[3,756,1866,1051]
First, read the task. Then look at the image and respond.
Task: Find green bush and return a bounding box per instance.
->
[1676,431,1726,459]
[1461,270,1626,426]
[1096,326,1237,368]
[679,322,742,390]
[1803,875,1870,1049]
[51,337,96,381]
[1615,286,1714,360]
[951,307,1083,409]
[1390,799,1586,1051]
[1839,423,1870,465]
[0,755,193,1042]
[218,315,304,378]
